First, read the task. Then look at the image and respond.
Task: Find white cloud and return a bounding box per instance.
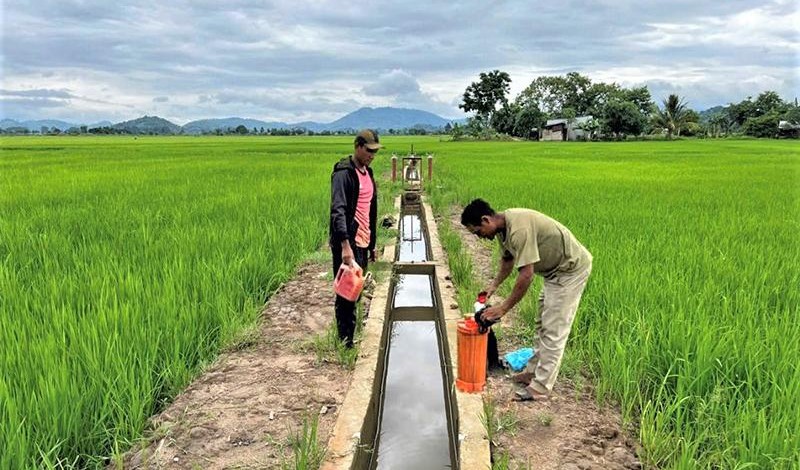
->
[1,0,798,122]
[363,70,421,97]
[626,4,800,51]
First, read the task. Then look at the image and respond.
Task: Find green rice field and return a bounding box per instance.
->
[1,136,798,469]
[428,139,799,469]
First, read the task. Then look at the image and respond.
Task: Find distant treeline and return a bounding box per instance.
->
[0,124,445,136]
[456,71,799,140]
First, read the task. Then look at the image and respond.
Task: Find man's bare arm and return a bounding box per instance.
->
[500,264,534,312]
[485,251,514,297]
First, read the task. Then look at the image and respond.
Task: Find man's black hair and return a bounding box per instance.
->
[355,136,367,147]
[461,198,495,226]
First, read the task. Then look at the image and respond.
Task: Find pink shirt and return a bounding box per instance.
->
[355,167,374,248]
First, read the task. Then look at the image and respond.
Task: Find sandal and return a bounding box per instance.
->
[513,386,549,402]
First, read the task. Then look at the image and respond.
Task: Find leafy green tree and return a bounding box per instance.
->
[651,94,691,139]
[742,113,780,137]
[583,82,620,116]
[465,115,493,139]
[517,72,593,116]
[782,105,800,124]
[459,70,511,124]
[513,104,546,139]
[603,99,646,138]
[574,117,601,140]
[491,103,519,135]
[450,122,464,140]
[621,86,656,117]
[707,113,731,137]
[235,124,248,134]
[753,91,787,115]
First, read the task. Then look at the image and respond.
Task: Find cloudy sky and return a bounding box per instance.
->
[1,0,798,124]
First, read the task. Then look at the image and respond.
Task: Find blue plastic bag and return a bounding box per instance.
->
[503,347,535,371]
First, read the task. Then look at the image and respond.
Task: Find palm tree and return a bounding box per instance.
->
[708,113,730,138]
[652,94,690,139]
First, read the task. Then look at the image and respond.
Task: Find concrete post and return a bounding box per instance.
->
[427,154,433,181]
[391,154,397,182]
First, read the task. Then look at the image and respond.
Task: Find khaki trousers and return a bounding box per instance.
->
[525,263,592,394]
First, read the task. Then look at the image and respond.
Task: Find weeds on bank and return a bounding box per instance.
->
[280,414,326,470]
[481,394,520,447]
[300,302,365,370]
[491,450,531,470]
[302,323,358,370]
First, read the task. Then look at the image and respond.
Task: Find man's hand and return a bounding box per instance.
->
[341,241,354,266]
[481,285,497,299]
[369,249,376,262]
[481,304,508,322]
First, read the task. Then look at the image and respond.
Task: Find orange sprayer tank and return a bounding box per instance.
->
[456,317,488,393]
[333,261,364,302]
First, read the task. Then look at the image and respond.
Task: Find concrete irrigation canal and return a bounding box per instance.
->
[323,182,490,469]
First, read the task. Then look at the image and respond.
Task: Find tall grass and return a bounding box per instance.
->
[281,414,326,470]
[0,136,393,468]
[427,139,799,469]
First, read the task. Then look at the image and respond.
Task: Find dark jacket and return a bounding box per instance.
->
[329,156,378,250]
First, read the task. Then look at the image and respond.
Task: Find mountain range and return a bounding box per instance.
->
[1,107,466,134]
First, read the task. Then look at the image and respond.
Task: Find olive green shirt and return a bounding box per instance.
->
[498,209,592,277]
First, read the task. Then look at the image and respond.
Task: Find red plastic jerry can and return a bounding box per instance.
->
[334,261,364,302]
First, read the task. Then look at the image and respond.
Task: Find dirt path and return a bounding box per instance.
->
[122,260,355,469]
[449,210,643,470]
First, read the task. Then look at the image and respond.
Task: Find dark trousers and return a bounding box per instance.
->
[332,243,369,347]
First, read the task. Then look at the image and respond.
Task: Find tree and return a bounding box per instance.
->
[465,115,492,139]
[651,94,691,139]
[450,122,464,140]
[753,91,786,115]
[491,103,519,135]
[513,104,546,140]
[574,117,601,141]
[516,72,593,116]
[727,97,758,127]
[603,100,646,138]
[459,70,511,125]
[742,113,780,138]
[619,86,655,117]
[235,124,248,134]
[783,105,800,124]
[707,113,731,137]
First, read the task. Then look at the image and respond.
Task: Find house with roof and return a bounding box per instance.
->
[778,120,800,138]
[541,115,595,141]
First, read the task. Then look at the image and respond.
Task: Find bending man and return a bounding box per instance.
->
[461,199,592,401]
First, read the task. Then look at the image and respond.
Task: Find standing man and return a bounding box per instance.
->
[330,129,381,348]
[461,199,592,401]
